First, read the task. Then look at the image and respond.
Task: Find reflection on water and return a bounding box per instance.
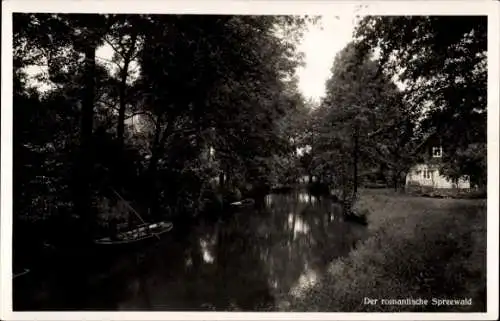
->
[200,238,216,264]
[287,213,310,238]
[298,192,317,204]
[16,191,367,311]
[265,194,273,206]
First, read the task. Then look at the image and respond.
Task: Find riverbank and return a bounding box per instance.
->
[282,189,486,312]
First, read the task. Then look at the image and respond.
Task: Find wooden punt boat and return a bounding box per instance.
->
[229,198,255,208]
[94,221,173,245]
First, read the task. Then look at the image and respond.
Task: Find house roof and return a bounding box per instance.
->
[411,129,439,156]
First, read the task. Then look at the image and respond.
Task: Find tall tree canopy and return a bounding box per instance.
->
[309,41,414,204]
[354,16,487,186]
[13,13,314,253]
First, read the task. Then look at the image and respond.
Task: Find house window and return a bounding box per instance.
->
[432,146,442,158]
[423,169,433,179]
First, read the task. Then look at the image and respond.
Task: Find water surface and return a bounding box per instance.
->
[14,191,367,311]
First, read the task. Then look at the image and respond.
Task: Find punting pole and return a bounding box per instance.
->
[110,188,161,240]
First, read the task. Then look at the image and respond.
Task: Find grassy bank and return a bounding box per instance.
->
[282,189,486,312]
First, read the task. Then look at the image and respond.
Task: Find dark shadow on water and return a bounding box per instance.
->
[14,190,368,311]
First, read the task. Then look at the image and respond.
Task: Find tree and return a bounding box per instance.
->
[13,13,313,245]
[355,16,487,186]
[104,16,142,148]
[133,15,312,216]
[312,41,413,209]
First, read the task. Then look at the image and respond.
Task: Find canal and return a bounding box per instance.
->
[14,191,368,311]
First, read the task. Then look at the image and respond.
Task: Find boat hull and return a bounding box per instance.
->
[229,199,255,209]
[94,222,173,246]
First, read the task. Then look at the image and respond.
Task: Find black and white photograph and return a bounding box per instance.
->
[1,1,499,320]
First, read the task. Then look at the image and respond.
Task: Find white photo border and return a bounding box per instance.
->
[2,1,499,320]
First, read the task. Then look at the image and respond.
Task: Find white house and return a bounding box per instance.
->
[405,164,470,189]
[405,145,470,190]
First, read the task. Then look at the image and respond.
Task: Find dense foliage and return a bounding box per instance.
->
[304,16,487,208]
[354,16,487,186]
[12,14,487,272]
[308,41,416,208]
[11,13,487,312]
[13,14,312,257]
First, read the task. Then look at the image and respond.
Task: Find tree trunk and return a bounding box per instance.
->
[115,33,138,192]
[219,172,225,189]
[146,158,160,221]
[115,65,129,192]
[116,70,128,151]
[393,172,398,191]
[116,32,138,149]
[145,123,163,221]
[392,143,401,191]
[74,40,96,243]
[353,125,359,195]
[341,172,350,216]
[145,117,173,220]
